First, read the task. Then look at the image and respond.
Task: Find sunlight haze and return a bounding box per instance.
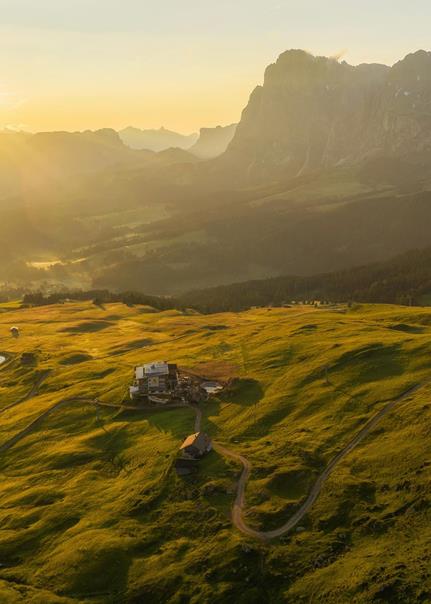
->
[1,0,430,132]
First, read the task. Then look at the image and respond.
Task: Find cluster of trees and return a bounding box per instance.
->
[22,290,184,312]
[18,247,431,314]
[179,247,431,312]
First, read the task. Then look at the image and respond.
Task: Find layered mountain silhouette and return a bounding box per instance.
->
[118,126,198,152]
[119,124,237,159]
[3,49,431,295]
[0,128,200,199]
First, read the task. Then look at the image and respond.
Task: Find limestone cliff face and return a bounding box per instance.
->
[225,49,431,181]
[189,123,237,159]
[363,50,431,157]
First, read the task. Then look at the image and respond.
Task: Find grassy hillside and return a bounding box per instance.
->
[0,301,430,602]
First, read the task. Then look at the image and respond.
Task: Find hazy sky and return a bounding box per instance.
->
[0,0,430,133]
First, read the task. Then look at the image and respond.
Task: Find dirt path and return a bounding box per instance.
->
[0,398,194,454]
[189,404,202,432]
[0,370,51,415]
[214,382,423,540]
[0,398,72,453]
[0,377,423,540]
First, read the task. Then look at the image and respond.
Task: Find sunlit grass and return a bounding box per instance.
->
[0,301,430,602]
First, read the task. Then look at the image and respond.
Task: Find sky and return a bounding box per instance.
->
[0,0,430,133]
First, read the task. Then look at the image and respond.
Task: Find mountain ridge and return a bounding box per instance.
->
[119,126,198,152]
[223,49,431,183]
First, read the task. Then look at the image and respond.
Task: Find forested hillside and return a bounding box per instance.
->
[180,247,431,312]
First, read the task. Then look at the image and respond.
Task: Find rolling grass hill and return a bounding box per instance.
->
[0,301,430,602]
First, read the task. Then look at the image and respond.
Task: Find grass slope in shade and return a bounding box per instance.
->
[0,302,430,603]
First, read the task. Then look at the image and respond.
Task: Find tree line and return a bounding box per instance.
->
[18,246,431,314]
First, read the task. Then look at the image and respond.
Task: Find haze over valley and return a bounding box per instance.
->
[2,2,431,603]
[3,49,431,299]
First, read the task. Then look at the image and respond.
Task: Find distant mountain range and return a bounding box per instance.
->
[118,126,198,152]
[0,128,197,199]
[118,124,237,158]
[3,49,431,297]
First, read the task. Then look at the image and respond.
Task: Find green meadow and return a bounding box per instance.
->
[0,301,430,603]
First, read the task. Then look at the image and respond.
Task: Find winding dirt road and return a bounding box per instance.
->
[213,382,423,540]
[0,377,424,540]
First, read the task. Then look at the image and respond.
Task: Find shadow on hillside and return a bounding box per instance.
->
[219,378,264,407]
[61,321,113,334]
[110,338,154,355]
[121,407,196,440]
[389,322,424,333]
[60,353,93,365]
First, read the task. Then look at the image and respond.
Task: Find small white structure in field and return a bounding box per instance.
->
[10,326,19,338]
[201,381,223,395]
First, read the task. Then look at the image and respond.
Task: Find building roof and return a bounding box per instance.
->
[144,361,169,375]
[135,361,169,380]
[135,361,178,381]
[180,432,211,453]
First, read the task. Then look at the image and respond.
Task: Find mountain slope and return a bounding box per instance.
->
[224,49,431,183]
[0,301,430,602]
[90,174,431,294]
[0,129,155,199]
[4,50,431,295]
[179,246,431,312]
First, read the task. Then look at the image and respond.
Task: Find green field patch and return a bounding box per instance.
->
[266,467,315,501]
[36,530,131,597]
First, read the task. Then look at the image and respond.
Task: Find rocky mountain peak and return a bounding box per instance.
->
[224,49,431,182]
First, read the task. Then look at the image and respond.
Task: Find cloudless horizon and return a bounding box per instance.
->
[1,0,430,133]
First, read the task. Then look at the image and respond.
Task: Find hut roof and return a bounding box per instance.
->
[180,432,211,453]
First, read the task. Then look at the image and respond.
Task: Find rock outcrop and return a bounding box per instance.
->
[189,123,237,158]
[224,49,431,182]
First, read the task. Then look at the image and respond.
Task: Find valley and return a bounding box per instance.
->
[3,3,431,602]
[0,300,430,602]
[4,50,431,295]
